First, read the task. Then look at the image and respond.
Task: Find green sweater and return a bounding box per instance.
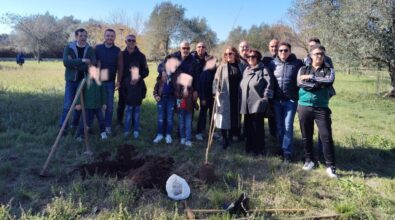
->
[63,41,96,82]
[77,78,107,109]
[297,64,335,108]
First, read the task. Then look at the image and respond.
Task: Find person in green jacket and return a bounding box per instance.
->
[297,44,337,178]
[75,75,107,141]
[60,28,96,136]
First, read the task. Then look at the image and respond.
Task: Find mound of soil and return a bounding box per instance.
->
[73,144,174,189]
[197,163,216,183]
[125,156,174,189]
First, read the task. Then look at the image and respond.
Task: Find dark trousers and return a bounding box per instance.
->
[297,105,335,167]
[267,101,277,137]
[117,89,126,124]
[77,108,105,137]
[196,99,213,134]
[245,113,265,155]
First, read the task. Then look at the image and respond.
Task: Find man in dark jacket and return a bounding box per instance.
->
[297,44,337,178]
[303,37,336,159]
[95,29,122,135]
[262,39,280,138]
[191,42,216,140]
[272,41,304,161]
[60,28,96,136]
[117,34,149,127]
[153,41,198,144]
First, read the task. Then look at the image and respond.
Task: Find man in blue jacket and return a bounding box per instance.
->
[272,41,303,162]
[95,29,122,135]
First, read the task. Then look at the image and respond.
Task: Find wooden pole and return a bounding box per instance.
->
[79,91,92,155]
[204,78,219,164]
[40,78,86,176]
[189,208,308,213]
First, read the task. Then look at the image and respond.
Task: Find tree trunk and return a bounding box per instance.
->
[389,62,395,97]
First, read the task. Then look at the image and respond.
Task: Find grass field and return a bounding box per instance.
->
[0,61,394,219]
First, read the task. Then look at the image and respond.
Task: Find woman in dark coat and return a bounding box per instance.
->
[240,49,273,155]
[213,46,242,149]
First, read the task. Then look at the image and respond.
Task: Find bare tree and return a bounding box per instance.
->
[2,12,78,62]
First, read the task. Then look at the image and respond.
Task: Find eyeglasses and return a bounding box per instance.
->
[182,47,190,50]
[247,55,257,59]
[197,45,206,48]
[279,49,289,53]
[312,52,324,56]
[127,39,136,43]
[225,52,234,56]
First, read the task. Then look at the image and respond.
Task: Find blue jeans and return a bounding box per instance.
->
[60,81,82,129]
[124,105,141,133]
[178,109,192,141]
[157,96,175,135]
[274,99,297,156]
[103,81,115,128]
[77,108,105,137]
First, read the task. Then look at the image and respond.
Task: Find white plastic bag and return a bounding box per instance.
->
[166,174,190,200]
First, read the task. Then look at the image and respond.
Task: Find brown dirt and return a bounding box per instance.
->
[125,156,174,189]
[197,163,216,183]
[72,144,174,189]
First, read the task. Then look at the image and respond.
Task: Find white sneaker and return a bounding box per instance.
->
[133,131,139,139]
[180,138,186,145]
[153,134,164,143]
[326,167,338,178]
[105,127,112,135]
[302,161,315,171]
[185,141,192,147]
[123,132,129,138]
[195,133,204,141]
[165,134,172,144]
[100,132,108,140]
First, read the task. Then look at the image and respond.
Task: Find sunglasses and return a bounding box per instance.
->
[127,39,136,43]
[279,49,289,53]
[182,47,190,50]
[197,46,206,48]
[247,55,257,59]
[225,52,234,56]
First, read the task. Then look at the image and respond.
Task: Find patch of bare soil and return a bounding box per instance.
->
[72,144,174,189]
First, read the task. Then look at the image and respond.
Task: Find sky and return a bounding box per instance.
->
[0,0,293,41]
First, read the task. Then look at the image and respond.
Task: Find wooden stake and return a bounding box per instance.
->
[40,78,86,176]
[189,208,308,213]
[79,91,92,155]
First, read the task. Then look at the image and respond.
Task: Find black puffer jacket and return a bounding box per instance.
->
[272,54,304,101]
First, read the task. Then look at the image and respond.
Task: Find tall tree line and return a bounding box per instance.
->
[289,0,395,96]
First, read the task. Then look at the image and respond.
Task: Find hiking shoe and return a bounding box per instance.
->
[76,136,83,142]
[195,133,204,141]
[326,167,338,178]
[302,161,315,171]
[105,127,112,135]
[283,154,293,163]
[153,134,164,143]
[180,138,186,145]
[133,131,139,139]
[185,141,192,147]
[100,132,108,140]
[165,134,172,144]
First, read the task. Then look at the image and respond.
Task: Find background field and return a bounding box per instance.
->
[0,61,394,219]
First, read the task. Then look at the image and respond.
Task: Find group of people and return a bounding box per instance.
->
[60,28,148,141]
[60,27,337,178]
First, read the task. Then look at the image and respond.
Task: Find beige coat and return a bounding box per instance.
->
[212,63,242,129]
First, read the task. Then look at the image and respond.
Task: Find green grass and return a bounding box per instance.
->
[0,61,394,219]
